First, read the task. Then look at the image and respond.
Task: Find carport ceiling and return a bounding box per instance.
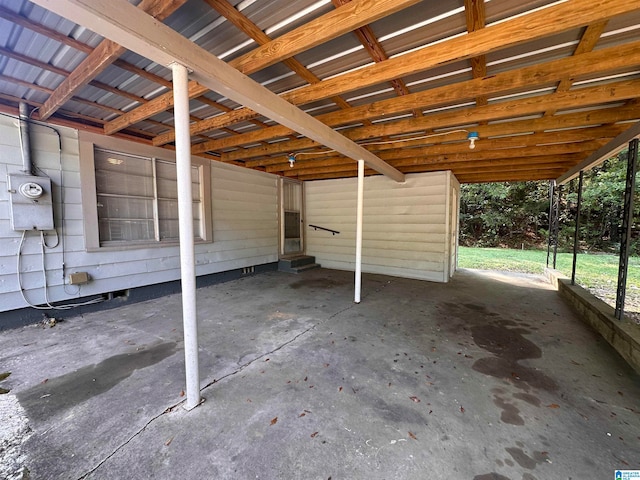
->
[1,0,640,183]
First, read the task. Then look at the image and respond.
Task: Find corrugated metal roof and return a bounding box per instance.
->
[1,0,639,182]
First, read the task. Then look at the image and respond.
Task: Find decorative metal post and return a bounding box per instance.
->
[547,181,555,268]
[615,139,638,320]
[547,185,562,270]
[571,171,584,285]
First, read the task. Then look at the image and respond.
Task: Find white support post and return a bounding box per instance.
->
[354,160,364,303]
[171,62,201,410]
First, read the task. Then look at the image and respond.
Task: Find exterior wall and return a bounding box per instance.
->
[0,116,278,314]
[305,171,459,283]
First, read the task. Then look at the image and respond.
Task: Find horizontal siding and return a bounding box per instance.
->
[305,171,452,282]
[0,117,278,314]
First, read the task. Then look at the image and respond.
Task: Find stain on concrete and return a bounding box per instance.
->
[471,325,539,359]
[473,357,558,391]
[522,474,538,480]
[493,394,524,425]
[473,473,510,480]
[359,392,428,425]
[505,447,547,469]
[471,323,557,391]
[18,342,176,422]
[514,392,541,407]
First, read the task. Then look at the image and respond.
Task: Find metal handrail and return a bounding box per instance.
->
[308,224,340,235]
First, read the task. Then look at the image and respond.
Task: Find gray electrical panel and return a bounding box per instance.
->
[7,173,54,231]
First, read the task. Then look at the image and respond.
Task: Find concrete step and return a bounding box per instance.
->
[278,255,321,273]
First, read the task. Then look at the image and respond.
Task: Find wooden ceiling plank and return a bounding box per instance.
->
[33,0,404,182]
[37,0,188,120]
[197,39,640,155]
[105,0,421,135]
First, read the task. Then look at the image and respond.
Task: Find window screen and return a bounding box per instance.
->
[94,148,202,246]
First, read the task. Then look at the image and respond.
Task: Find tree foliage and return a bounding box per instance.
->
[459,151,639,254]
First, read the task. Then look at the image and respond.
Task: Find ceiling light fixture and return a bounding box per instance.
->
[467,131,479,149]
[287,153,296,168]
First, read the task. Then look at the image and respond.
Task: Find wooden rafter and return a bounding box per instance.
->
[36,0,188,120]
[2,0,640,183]
[149,0,361,148]
[464,0,487,107]
[103,0,422,135]
[331,0,421,118]
[198,39,640,157]
[31,0,405,181]
[543,21,608,118]
[188,0,640,154]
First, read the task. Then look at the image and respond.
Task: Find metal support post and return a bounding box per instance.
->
[171,62,201,410]
[354,160,364,304]
[615,138,638,320]
[571,171,584,285]
[551,184,562,269]
[546,181,554,267]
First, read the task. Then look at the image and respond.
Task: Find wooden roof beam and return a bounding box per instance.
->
[456,170,567,183]
[544,21,608,118]
[104,0,422,135]
[32,0,404,182]
[197,0,356,144]
[556,121,640,185]
[37,0,187,121]
[196,38,640,155]
[464,0,488,107]
[185,0,640,147]
[219,76,640,162]
[331,0,421,118]
[264,129,622,172]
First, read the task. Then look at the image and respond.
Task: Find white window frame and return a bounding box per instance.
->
[79,131,212,251]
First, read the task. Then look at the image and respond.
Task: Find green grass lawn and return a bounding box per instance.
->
[458,246,640,313]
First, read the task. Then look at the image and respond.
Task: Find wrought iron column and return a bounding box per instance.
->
[548,184,562,269]
[615,138,638,320]
[571,171,584,285]
[547,181,555,267]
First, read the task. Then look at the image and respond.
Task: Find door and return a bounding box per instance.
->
[281,179,304,256]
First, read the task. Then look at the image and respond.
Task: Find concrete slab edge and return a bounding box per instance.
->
[545,268,640,375]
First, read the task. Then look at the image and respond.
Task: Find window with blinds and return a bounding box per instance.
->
[94,148,203,246]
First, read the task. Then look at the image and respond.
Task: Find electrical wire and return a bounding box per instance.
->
[4,110,104,309]
[289,129,472,159]
[16,230,104,310]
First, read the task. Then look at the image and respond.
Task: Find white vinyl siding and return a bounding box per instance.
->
[0,117,278,314]
[305,171,459,283]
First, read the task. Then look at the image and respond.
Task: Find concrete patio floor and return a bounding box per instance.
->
[1,268,639,480]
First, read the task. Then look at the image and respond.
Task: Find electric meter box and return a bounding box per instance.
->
[7,173,54,231]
